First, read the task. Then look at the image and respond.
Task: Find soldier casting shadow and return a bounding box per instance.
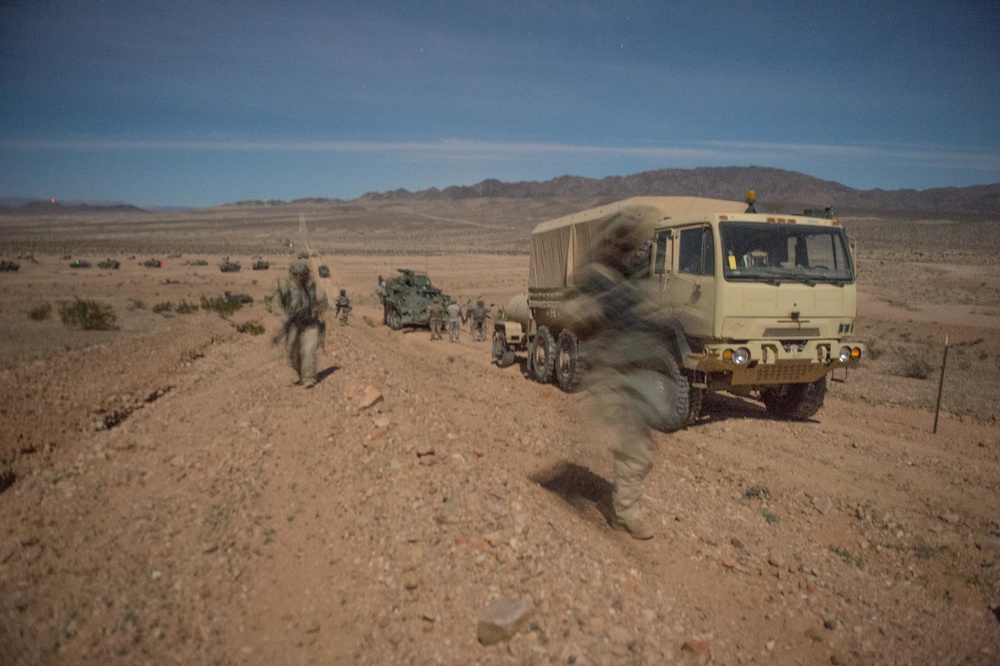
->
[275,262,328,388]
[562,218,674,540]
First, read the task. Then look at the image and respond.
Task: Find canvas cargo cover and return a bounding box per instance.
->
[528,196,746,291]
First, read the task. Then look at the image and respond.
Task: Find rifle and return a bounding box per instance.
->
[272,304,320,345]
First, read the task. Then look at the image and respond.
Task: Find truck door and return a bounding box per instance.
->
[662,225,716,337]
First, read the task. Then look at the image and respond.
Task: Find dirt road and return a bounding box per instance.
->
[1,251,998,664]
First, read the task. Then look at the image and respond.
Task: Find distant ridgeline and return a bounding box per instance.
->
[4,167,998,215]
[0,200,148,214]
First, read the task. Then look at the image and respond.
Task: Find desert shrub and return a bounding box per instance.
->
[901,357,933,380]
[29,303,52,321]
[175,300,199,314]
[128,299,145,310]
[59,299,117,330]
[201,294,243,316]
[863,340,883,361]
[236,321,265,335]
[742,485,771,500]
[152,302,174,314]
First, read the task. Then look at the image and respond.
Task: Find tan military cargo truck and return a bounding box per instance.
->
[491,195,864,428]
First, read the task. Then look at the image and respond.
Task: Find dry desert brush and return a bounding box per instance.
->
[59,299,117,330]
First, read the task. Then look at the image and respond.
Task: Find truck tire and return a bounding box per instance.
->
[650,351,691,433]
[555,330,582,392]
[686,383,705,426]
[760,377,827,420]
[492,330,516,368]
[529,326,556,383]
[386,306,403,331]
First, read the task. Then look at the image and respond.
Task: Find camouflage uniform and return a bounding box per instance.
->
[446,302,465,342]
[428,298,445,340]
[335,289,351,326]
[469,299,490,342]
[277,262,328,388]
[567,224,668,539]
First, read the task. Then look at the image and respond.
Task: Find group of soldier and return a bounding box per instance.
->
[275,239,663,540]
[428,297,491,343]
[276,260,495,388]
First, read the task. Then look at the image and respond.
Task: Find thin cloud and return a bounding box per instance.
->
[4,137,997,173]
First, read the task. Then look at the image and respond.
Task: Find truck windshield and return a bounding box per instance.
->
[719,221,854,284]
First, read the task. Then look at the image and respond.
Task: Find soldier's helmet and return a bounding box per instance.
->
[339,288,346,296]
[599,215,648,268]
[476,298,485,306]
[289,261,309,276]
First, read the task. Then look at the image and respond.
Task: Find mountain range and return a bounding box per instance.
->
[4,167,999,215]
[356,166,1000,215]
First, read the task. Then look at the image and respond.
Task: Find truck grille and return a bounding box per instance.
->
[752,363,816,383]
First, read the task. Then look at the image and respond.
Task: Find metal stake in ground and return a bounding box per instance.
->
[933,334,949,434]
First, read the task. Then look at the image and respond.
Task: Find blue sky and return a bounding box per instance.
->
[2,0,998,207]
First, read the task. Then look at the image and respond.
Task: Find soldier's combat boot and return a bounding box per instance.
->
[302,378,317,389]
[611,512,654,540]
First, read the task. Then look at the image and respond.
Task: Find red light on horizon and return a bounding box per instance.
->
[51,198,56,204]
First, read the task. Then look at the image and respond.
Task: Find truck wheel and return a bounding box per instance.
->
[386,307,403,330]
[760,377,827,420]
[651,349,691,433]
[555,330,582,392]
[686,383,705,426]
[529,326,556,383]
[492,330,516,368]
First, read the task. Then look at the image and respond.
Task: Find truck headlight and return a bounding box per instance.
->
[838,346,853,363]
[723,347,751,366]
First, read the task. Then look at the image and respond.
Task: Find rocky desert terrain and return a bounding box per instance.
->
[1,199,998,665]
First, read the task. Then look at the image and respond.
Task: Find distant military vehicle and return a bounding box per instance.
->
[492,195,864,426]
[97,259,120,269]
[69,259,91,269]
[377,269,452,330]
[142,258,163,268]
[317,265,330,278]
[252,259,270,270]
[0,260,20,272]
[219,257,241,272]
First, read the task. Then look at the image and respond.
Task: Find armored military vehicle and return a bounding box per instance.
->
[492,195,864,427]
[69,259,91,268]
[252,259,270,270]
[97,259,120,269]
[141,258,163,268]
[219,257,241,272]
[377,268,452,330]
[0,260,20,272]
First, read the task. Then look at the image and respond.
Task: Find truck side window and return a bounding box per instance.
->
[654,232,668,275]
[679,227,713,276]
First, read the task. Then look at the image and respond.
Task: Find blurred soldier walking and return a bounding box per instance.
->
[468,298,491,342]
[565,220,666,540]
[276,262,328,388]
[335,288,352,326]
[428,297,445,341]
[446,300,466,342]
